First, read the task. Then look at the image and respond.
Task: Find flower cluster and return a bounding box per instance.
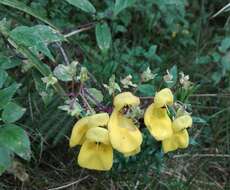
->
[69,88,193,171]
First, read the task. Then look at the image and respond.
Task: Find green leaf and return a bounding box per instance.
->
[0,124,31,160]
[10,25,65,61]
[0,0,56,28]
[53,62,77,82]
[114,0,136,16]
[0,56,21,70]
[32,71,54,105]
[66,0,96,13]
[219,37,230,53]
[221,53,230,71]
[95,22,112,53]
[192,116,207,124]
[138,84,155,96]
[87,88,104,104]
[0,147,11,176]
[0,83,20,109]
[0,69,8,88]
[2,102,26,123]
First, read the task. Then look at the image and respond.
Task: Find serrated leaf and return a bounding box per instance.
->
[0,69,8,88]
[2,102,26,123]
[114,0,136,16]
[95,22,112,53]
[10,25,65,61]
[0,124,31,160]
[87,88,103,104]
[66,0,96,13]
[0,147,11,176]
[0,83,20,109]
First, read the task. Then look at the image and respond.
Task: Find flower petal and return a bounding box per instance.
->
[113,92,140,111]
[87,113,110,128]
[78,140,113,171]
[123,146,141,157]
[162,129,189,153]
[108,110,142,153]
[144,103,172,141]
[69,117,89,147]
[69,113,109,147]
[173,115,192,132]
[154,88,173,108]
[86,127,110,145]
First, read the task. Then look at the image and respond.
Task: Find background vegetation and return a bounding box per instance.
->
[0,0,229,189]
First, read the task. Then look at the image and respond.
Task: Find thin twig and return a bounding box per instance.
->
[56,42,70,65]
[80,87,94,113]
[64,24,95,38]
[83,87,106,110]
[173,153,230,159]
[47,176,89,190]
[191,94,230,97]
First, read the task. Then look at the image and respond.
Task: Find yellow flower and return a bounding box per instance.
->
[78,127,113,171]
[153,88,173,108]
[69,113,113,171]
[144,88,173,140]
[162,114,192,153]
[69,113,109,147]
[108,92,142,155]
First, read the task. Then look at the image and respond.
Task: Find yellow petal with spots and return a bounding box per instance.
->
[78,140,113,171]
[69,113,109,147]
[144,103,173,141]
[108,110,142,153]
[154,88,173,108]
[173,115,192,132]
[86,127,110,145]
[113,92,140,111]
[162,129,189,153]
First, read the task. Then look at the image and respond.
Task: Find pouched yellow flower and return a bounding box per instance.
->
[69,113,113,171]
[162,114,192,153]
[78,127,113,171]
[153,88,173,108]
[144,88,173,141]
[144,103,172,141]
[108,92,142,155]
[69,113,109,147]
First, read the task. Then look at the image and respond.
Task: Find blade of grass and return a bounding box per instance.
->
[0,0,57,29]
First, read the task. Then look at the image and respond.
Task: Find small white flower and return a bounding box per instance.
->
[179,72,192,89]
[41,75,58,89]
[141,67,156,82]
[163,70,173,83]
[120,75,137,88]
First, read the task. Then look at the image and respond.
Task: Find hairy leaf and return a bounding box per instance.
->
[0,124,31,160]
[66,0,96,13]
[95,22,111,53]
[2,102,26,123]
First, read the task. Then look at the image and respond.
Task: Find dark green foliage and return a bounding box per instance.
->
[0,0,229,189]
